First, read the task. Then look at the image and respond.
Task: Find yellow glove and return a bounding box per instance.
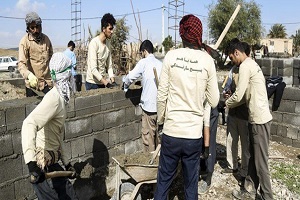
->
[28,72,38,88]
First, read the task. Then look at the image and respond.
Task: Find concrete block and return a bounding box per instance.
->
[293,68,299,77]
[277,124,287,137]
[125,106,136,123]
[84,131,109,154]
[271,135,283,144]
[0,110,6,133]
[101,92,113,111]
[0,154,22,182]
[261,66,271,76]
[271,112,283,123]
[295,102,300,114]
[91,113,104,132]
[0,133,13,158]
[66,97,75,118]
[108,127,120,147]
[283,67,293,77]
[276,100,296,113]
[124,139,141,154]
[270,123,277,136]
[280,137,293,146]
[71,137,85,158]
[278,69,283,76]
[14,178,34,200]
[283,58,293,69]
[273,59,284,69]
[6,106,25,131]
[293,76,299,86]
[75,94,101,116]
[113,90,132,108]
[103,109,126,129]
[25,102,39,117]
[119,123,139,143]
[287,126,299,140]
[282,113,300,126]
[61,141,71,162]
[282,87,300,101]
[282,76,293,86]
[65,117,92,139]
[0,183,15,200]
[292,139,300,148]
[11,130,22,155]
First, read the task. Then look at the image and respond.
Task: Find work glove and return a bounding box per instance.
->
[28,72,38,88]
[27,161,45,184]
[65,163,77,179]
[203,147,210,160]
[158,124,164,136]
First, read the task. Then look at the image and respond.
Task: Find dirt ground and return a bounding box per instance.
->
[107,125,300,200]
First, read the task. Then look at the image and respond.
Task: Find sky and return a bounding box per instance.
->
[1,0,300,49]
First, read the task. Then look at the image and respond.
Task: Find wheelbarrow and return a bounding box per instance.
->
[111,145,160,200]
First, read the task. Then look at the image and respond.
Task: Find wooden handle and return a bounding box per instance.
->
[149,144,161,165]
[153,67,159,89]
[45,171,75,179]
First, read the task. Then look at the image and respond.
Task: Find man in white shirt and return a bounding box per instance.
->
[123,40,162,152]
[86,13,117,90]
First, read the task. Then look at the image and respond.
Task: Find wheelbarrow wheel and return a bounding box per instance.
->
[120,182,141,200]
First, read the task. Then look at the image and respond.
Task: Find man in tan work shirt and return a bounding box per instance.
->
[18,12,53,97]
[225,40,273,200]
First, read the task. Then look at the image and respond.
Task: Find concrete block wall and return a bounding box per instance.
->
[269,87,300,148]
[0,88,143,199]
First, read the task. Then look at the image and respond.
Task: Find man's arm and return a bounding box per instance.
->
[107,52,115,83]
[18,38,31,79]
[225,63,250,108]
[157,55,170,125]
[205,59,220,108]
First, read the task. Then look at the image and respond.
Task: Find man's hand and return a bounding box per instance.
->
[203,147,210,159]
[28,72,38,88]
[28,161,45,184]
[65,163,77,179]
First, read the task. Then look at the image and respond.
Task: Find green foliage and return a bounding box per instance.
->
[110,17,130,68]
[291,29,300,54]
[208,0,262,51]
[162,35,174,53]
[268,24,287,38]
[271,162,300,195]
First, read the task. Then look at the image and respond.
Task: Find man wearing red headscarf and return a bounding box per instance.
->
[154,14,219,200]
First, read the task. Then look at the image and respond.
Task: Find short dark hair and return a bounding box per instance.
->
[241,42,251,56]
[101,13,116,30]
[226,38,247,55]
[67,40,75,48]
[139,40,154,54]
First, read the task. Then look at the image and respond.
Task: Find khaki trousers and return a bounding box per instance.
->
[141,109,158,152]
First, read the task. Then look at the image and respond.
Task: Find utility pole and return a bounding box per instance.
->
[162,4,165,55]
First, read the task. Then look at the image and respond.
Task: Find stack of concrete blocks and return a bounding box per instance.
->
[256,58,294,86]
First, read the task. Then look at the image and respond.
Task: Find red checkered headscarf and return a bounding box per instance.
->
[179,14,203,48]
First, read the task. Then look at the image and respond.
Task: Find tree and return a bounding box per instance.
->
[208,0,262,66]
[110,17,130,71]
[162,35,174,53]
[267,24,287,38]
[291,29,300,55]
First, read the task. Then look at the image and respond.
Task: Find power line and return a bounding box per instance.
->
[1,6,300,25]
